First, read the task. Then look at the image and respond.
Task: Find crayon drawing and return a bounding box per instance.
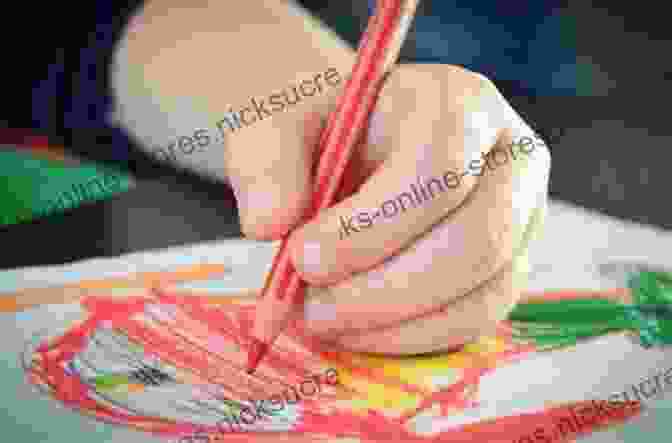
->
[1,239,672,443]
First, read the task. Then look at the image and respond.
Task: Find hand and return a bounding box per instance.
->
[227,64,551,354]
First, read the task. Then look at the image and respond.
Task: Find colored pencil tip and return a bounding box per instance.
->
[246,338,269,374]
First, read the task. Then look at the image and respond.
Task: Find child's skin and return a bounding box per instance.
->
[113,0,551,355]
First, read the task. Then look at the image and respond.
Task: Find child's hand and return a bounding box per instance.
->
[226,64,551,354]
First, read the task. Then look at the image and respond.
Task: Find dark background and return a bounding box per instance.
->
[0,0,670,269]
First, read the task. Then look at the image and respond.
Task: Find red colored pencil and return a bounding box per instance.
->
[247,0,421,374]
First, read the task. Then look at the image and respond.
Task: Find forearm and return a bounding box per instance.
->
[111,0,356,180]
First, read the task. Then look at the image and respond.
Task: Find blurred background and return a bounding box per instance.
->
[0,0,669,269]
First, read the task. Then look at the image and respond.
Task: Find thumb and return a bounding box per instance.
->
[225,110,324,240]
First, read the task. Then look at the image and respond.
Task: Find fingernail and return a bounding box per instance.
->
[294,242,323,276]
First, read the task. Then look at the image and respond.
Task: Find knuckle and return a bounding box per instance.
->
[390,64,498,103]
[444,67,502,124]
[437,64,496,90]
[445,66,499,101]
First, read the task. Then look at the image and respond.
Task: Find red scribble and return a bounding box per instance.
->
[23,291,642,442]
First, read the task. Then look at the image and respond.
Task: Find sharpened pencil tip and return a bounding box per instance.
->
[246,338,269,374]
